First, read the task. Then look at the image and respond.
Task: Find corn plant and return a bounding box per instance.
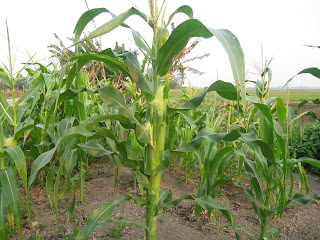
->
[55,0,252,238]
[0,23,48,239]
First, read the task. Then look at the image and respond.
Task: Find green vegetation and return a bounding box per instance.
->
[170,88,320,102]
[290,121,320,175]
[0,1,319,240]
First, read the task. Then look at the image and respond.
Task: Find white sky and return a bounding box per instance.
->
[1,0,320,88]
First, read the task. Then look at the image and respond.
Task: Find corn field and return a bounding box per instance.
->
[0,1,320,240]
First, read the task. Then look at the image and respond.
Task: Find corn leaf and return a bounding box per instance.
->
[285,67,320,87]
[126,53,153,93]
[16,72,44,106]
[276,98,287,125]
[0,68,13,89]
[166,5,193,27]
[0,191,8,240]
[174,80,237,110]
[0,90,13,125]
[76,197,125,240]
[74,8,111,40]
[291,193,320,205]
[210,29,246,107]
[0,167,22,239]
[287,157,320,168]
[156,19,213,77]
[70,53,130,76]
[0,147,27,193]
[98,86,149,143]
[80,114,134,130]
[75,8,149,45]
[78,140,114,157]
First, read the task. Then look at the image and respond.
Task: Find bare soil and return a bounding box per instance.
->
[289,102,320,123]
[14,162,320,240]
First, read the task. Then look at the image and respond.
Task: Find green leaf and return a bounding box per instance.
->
[109,218,147,229]
[291,193,320,205]
[28,148,56,188]
[298,67,320,78]
[75,8,149,45]
[195,195,235,225]
[0,90,13,125]
[80,114,134,130]
[276,97,286,125]
[16,72,45,106]
[67,195,76,225]
[98,86,149,143]
[287,157,320,168]
[160,193,235,226]
[30,124,118,188]
[0,167,22,239]
[174,130,240,152]
[0,147,28,193]
[0,191,8,240]
[46,165,54,209]
[74,8,111,40]
[78,140,113,157]
[156,19,213,77]
[133,30,151,54]
[166,5,193,27]
[14,117,35,140]
[126,53,153,93]
[76,198,125,240]
[174,80,237,110]
[0,68,13,89]
[210,29,246,106]
[70,53,130,76]
[0,125,3,151]
[285,67,320,87]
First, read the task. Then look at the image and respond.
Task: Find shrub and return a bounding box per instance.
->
[290,121,320,175]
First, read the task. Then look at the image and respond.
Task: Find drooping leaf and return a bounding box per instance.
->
[166,5,193,27]
[0,68,13,89]
[125,53,153,93]
[195,195,235,225]
[159,193,236,226]
[75,8,149,45]
[28,148,56,188]
[173,80,237,111]
[74,8,111,40]
[98,85,149,143]
[76,197,125,240]
[80,114,134,130]
[210,29,246,107]
[0,90,13,125]
[0,167,22,239]
[70,53,130,76]
[16,72,45,106]
[78,140,113,157]
[0,191,8,240]
[287,157,320,168]
[285,67,320,87]
[291,193,320,205]
[0,147,28,192]
[156,19,213,77]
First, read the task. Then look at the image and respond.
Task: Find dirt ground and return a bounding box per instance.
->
[15,163,320,240]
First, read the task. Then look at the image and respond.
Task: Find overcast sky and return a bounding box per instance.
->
[1,0,320,88]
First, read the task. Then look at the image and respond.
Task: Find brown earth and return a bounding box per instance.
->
[13,163,320,240]
[289,102,320,123]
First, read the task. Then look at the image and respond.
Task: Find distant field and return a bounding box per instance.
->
[169,88,320,102]
[247,88,320,102]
